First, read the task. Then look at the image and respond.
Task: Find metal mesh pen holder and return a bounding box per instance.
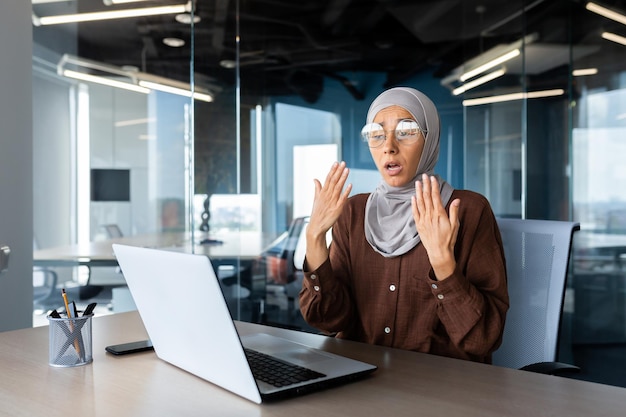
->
[48,314,93,367]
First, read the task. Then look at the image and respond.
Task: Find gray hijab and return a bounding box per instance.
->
[364,87,454,257]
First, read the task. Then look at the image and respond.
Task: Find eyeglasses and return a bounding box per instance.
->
[360,119,426,148]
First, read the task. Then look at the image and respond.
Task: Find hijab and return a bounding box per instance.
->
[364,87,454,257]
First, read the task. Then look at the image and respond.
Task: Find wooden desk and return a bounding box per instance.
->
[33,231,270,267]
[1,312,626,416]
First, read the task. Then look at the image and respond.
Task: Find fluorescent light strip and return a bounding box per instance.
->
[572,68,598,76]
[138,80,213,102]
[103,0,150,4]
[602,31,626,46]
[453,68,506,96]
[32,0,72,3]
[462,89,565,106]
[586,2,626,26]
[37,4,187,25]
[115,117,155,127]
[63,70,150,94]
[76,85,91,246]
[460,49,520,82]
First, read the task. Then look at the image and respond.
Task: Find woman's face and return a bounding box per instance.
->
[369,105,425,188]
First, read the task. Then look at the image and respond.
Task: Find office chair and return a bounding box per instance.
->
[281,216,310,314]
[32,238,60,311]
[33,267,59,311]
[261,217,308,316]
[492,218,581,375]
[261,216,335,328]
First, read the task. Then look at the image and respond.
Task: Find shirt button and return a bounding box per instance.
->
[314,285,320,292]
[437,294,444,300]
[389,284,396,292]
[431,283,438,289]
[310,274,317,280]
[384,327,391,334]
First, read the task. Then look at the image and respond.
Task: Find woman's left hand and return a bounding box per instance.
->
[411,173,460,280]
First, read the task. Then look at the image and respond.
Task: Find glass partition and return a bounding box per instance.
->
[460,0,626,387]
[32,0,198,317]
[566,0,626,388]
[31,0,626,388]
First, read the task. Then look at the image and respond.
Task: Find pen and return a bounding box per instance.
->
[83,302,97,317]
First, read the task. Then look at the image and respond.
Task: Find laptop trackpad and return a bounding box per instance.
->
[242,333,334,366]
[272,348,334,366]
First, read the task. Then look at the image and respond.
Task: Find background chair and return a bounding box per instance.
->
[253,216,328,331]
[32,238,61,312]
[260,217,309,321]
[492,218,580,375]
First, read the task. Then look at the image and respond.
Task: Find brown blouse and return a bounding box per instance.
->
[299,190,509,363]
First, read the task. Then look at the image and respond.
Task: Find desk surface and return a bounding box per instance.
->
[33,231,269,265]
[1,312,626,417]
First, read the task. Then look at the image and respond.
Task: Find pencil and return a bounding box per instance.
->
[61,288,71,318]
[61,288,82,358]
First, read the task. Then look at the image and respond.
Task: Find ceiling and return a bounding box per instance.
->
[32,0,626,103]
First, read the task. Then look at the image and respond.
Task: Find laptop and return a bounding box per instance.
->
[112,244,377,404]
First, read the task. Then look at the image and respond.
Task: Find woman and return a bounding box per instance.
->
[299,87,509,363]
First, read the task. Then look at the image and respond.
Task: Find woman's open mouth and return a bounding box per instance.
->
[386,162,402,175]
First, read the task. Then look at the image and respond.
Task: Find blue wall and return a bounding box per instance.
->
[272,70,465,189]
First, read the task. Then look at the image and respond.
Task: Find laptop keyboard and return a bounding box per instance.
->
[244,348,326,388]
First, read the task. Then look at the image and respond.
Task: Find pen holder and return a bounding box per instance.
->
[48,314,93,367]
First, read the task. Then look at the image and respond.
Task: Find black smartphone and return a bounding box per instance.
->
[105,340,153,355]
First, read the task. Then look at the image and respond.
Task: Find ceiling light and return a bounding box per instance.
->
[452,68,506,96]
[58,54,214,102]
[32,0,73,3]
[138,80,213,102]
[572,68,598,76]
[175,13,201,24]
[33,3,188,26]
[62,70,151,94]
[163,37,185,47]
[462,89,565,107]
[115,118,155,127]
[441,33,538,94]
[460,49,520,82]
[586,2,626,26]
[103,0,151,4]
[601,31,626,46]
[219,60,237,69]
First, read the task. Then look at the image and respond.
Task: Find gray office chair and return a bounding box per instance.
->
[492,218,580,375]
[32,238,60,311]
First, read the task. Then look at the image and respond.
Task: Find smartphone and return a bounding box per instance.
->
[105,339,153,355]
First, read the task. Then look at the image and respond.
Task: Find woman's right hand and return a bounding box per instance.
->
[305,161,352,270]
